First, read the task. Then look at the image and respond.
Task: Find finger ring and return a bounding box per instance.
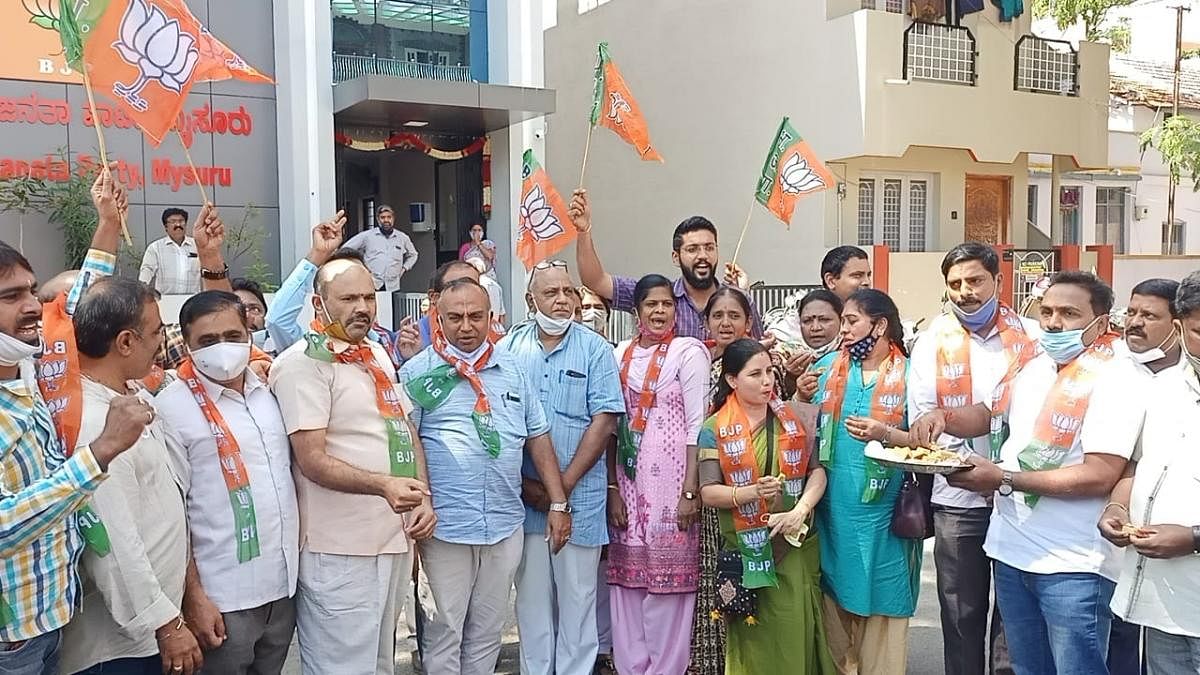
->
[173,667,183,672]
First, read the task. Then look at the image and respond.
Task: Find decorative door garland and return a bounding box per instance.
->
[335,131,492,219]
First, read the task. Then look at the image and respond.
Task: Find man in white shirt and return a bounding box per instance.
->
[1100,274,1200,675]
[269,257,435,675]
[906,243,1036,675]
[139,208,202,295]
[61,278,201,675]
[343,204,419,291]
[156,291,299,675]
[912,271,1144,675]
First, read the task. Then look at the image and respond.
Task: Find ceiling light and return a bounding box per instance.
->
[403,120,429,127]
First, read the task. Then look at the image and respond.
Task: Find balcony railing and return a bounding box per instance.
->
[1014,36,1079,96]
[903,22,977,86]
[860,0,906,11]
[332,53,473,84]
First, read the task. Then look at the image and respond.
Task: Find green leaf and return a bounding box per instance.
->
[30,15,58,30]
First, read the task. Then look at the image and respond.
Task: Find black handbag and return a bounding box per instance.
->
[890,471,935,540]
[712,418,776,620]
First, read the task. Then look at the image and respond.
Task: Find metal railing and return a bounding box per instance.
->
[1014,36,1079,96]
[860,0,907,11]
[903,21,977,86]
[332,53,473,84]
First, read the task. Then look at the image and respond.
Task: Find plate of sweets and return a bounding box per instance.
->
[864,441,972,475]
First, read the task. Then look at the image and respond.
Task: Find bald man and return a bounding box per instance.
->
[399,279,571,675]
[38,270,80,304]
[269,257,435,675]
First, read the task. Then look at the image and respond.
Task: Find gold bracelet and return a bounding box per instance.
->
[1103,502,1129,514]
[732,486,740,508]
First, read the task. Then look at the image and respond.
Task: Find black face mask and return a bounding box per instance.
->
[844,322,880,362]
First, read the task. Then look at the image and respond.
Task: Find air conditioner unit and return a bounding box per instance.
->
[409,202,434,232]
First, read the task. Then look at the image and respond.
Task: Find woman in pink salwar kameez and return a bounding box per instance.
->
[607,274,710,675]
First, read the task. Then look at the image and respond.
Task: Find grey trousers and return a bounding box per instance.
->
[200,597,296,675]
[933,506,1013,675]
[1146,628,1200,675]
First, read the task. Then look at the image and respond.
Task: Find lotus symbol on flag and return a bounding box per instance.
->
[111,0,200,112]
[23,0,63,30]
[779,153,826,195]
[520,185,564,242]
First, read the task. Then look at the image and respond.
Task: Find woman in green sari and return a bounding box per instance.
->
[698,338,835,675]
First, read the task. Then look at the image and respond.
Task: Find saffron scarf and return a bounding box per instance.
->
[817,343,907,502]
[304,321,419,475]
[715,395,810,589]
[39,292,111,557]
[404,312,501,458]
[1015,332,1119,507]
[177,360,262,562]
[932,305,1034,459]
[617,330,674,479]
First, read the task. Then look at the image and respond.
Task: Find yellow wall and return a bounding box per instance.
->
[888,252,950,327]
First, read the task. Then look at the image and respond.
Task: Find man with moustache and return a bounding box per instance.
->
[1100,273,1200,675]
[140,208,201,295]
[399,278,571,675]
[270,257,434,675]
[500,261,624,675]
[906,242,1035,675]
[569,190,763,339]
[61,278,200,675]
[911,271,1144,675]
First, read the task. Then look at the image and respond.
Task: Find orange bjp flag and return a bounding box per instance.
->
[590,42,662,162]
[517,150,577,270]
[81,0,271,143]
[754,117,835,226]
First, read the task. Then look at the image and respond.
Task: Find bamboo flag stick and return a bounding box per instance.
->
[176,128,211,206]
[578,124,594,188]
[80,66,132,246]
[730,200,756,266]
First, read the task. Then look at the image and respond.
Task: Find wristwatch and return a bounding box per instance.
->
[200,264,229,280]
[998,471,1015,497]
[1192,525,1200,554]
[549,502,572,514]
[683,491,697,501]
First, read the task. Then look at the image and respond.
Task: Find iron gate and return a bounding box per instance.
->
[1005,249,1058,315]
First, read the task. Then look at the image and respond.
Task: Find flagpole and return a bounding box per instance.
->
[730,200,756,266]
[176,127,211,206]
[81,66,132,246]
[579,124,594,188]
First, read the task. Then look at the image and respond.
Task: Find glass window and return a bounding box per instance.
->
[882,179,902,249]
[1027,184,1038,228]
[858,180,875,247]
[1094,187,1126,254]
[909,180,927,252]
[332,2,478,81]
[1163,219,1186,255]
[1060,186,1081,245]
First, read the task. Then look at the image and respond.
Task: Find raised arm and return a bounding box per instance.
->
[263,212,346,352]
[568,189,614,301]
[191,204,233,292]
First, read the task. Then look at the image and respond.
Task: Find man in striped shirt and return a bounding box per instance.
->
[0,169,154,674]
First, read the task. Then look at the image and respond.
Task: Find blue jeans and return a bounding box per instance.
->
[993,561,1115,675]
[0,630,60,675]
[1145,628,1200,675]
[73,655,161,675]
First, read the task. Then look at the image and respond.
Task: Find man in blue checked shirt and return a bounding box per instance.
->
[499,261,624,675]
[400,278,571,675]
[0,168,153,674]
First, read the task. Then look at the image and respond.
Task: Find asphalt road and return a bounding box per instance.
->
[281,539,949,674]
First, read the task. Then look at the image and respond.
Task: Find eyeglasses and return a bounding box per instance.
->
[527,260,569,290]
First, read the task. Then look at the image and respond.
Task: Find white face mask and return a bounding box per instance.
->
[1128,330,1177,365]
[447,341,489,363]
[534,310,573,337]
[190,341,252,382]
[0,331,43,367]
[581,307,607,333]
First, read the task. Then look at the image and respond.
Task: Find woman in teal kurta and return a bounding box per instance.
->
[812,289,922,674]
[698,338,834,675]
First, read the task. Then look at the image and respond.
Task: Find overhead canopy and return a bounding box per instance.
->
[333,75,556,135]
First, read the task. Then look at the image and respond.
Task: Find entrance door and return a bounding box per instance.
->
[964,175,1010,244]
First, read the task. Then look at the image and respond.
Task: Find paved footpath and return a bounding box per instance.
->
[283,540,948,674]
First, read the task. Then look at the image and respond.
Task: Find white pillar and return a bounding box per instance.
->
[273,1,336,269]
[489,0,546,318]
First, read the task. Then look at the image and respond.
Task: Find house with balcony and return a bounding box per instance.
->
[543,0,1110,302]
[328,0,554,293]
